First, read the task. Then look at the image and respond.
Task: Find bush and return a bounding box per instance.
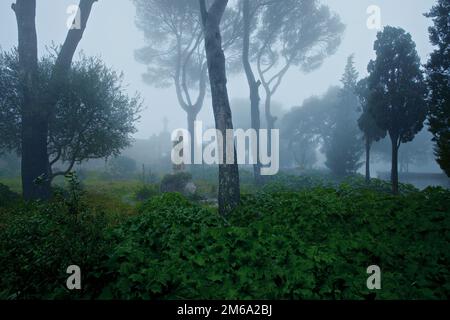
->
[160,172,192,194]
[134,184,160,202]
[0,183,20,207]
[96,193,221,299]
[232,187,450,299]
[264,172,418,195]
[0,200,110,299]
[98,188,450,300]
[0,173,448,300]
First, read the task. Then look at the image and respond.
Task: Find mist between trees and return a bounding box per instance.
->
[0,0,449,301]
[0,0,449,214]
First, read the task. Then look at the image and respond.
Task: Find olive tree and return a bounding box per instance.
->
[0,51,142,182]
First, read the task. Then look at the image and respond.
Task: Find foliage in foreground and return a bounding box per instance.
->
[100,188,449,299]
[0,181,448,300]
[0,183,19,207]
[0,200,110,299]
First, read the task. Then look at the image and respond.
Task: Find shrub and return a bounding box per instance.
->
[98,188,450,300]
[264,172,418,195]
[97,193,222,299]
[1,173,448,300]
[0,201,110,299]
[0,183,20,207]
[134,184,160,202]
[160,172,192,194]
[54,172,87,215]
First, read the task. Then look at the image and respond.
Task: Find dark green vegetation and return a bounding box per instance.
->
[323,55,363,176]
[1,0,449,302]
[366,26,427,194]
[426,0,450,177]
[0,50,142,185]
[1,172,448,300]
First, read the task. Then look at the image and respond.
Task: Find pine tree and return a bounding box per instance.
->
[367,26,427,194]
[325,55,364,176]
[425,0,450,177]
[356,78,386,183]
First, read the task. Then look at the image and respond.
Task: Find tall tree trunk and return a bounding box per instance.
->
[365,137,371,183]
[55,0,97,73]
[264,91,276,157]
[390,135,399,194]
[48,0,97,115]
[187,110,197,165]
[200,0,240,217]
[13,0,97,200]
[264,93,276,131]
[185,66,206,166]
[46,0,97,176]
[242,0,261,184]
[13,0,51,200]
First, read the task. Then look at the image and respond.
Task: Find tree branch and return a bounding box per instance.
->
[268,60,292,94]
[51,157,77,179]
[193,62,208,113]
[56,0,97,72]
[49,148,62,166]
[181,31,203,107]
[174,39,189,111]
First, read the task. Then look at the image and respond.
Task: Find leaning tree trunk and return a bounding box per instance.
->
[365,137,371,183]
[185,66,206,167]
[390,134,399,194]
[46,0,96,183]
[200,0,240,217]
[13,0,51,200]
[242,0,261,184]
[48,0,97,119]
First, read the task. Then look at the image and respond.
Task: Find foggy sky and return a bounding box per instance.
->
[0,0,436,139]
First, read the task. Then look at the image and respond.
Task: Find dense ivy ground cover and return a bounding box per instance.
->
[100,188,449,299]
[0,199,110,299]
[0,179,449,300]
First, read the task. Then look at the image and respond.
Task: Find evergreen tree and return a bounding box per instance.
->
[425,0,450,177]
[367,27,427,194]
[356,77,386,182]
[324,55,363,176]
